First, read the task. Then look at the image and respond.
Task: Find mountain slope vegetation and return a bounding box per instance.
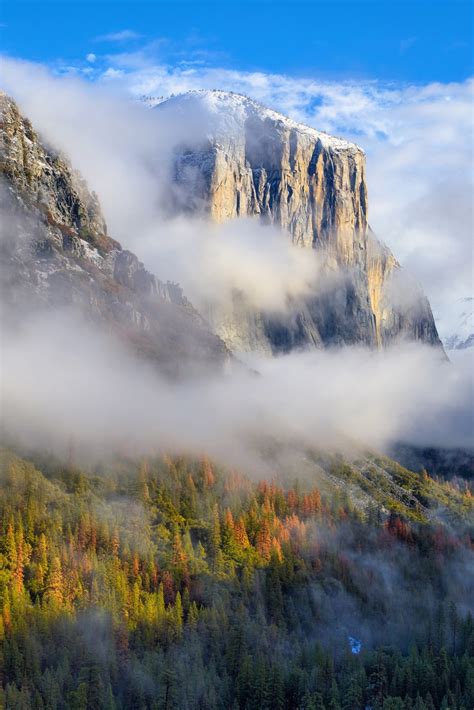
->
[1,448,472,709]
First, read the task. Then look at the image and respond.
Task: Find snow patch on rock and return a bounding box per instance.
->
[437,297,474,351]
[153,89,363,154]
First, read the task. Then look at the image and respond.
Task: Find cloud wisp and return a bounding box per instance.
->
[96,30,141,43]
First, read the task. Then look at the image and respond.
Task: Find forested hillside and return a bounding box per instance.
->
[1,449,472,709]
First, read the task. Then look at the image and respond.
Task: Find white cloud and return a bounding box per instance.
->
[96,30,141,42]
[399,37,417,55]
[86,53,96,63]
[102,67,124,79]
[2,310,472,467]
[141,217,325,315]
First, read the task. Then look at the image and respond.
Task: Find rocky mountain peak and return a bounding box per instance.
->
[155,90,442,354]
[0,91,112,254]
[155,89,362,154]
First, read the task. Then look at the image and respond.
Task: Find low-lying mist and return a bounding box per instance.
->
[1,309,472,472]
[138,216,327,315]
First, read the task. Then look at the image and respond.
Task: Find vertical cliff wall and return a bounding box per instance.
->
[158,90,441,353]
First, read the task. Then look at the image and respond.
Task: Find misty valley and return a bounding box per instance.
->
[0,48,473,710]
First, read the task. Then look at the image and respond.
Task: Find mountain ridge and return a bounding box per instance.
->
[0,91,231,376]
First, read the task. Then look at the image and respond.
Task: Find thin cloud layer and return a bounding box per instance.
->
[139,217,325,314]
[2,309,472,469]
[96,30,141,42]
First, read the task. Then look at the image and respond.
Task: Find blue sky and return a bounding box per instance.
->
[1,0,472,83]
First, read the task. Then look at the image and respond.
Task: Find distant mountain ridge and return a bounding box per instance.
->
[155,89,442,355]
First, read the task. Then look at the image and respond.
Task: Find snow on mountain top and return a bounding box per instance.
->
[152,89,363,154]
[435,297,474,351]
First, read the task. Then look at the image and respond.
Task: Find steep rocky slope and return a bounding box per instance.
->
[156,90,441,354]
[0,92,230,376]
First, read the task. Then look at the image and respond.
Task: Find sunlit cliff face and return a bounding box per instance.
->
[153,90,441,353]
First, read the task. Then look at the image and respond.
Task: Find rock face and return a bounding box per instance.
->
[157,90,441,353]
[0,92,230,376]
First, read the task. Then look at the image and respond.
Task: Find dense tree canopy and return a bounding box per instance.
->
[0,449,473,709]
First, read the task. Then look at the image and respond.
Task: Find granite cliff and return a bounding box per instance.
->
[0,92,230,376]
[156,90,441,354]
[0,88,442,369]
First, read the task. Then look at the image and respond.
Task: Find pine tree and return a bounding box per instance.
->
[5,522,17,571]
[382,699,404,710]
[161,666,178,710]
[44,556,64,606]
[327,679,341,710]
[343,675,363,709]
[210,503,221,562]
[234,517,250,549]
[171,591,183,639]
[86,665,105,710]
[267,665,285,710]
[12,526,25,594]
[202,457,215,487]
[256,519,272,560]
[449,601,459,655]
